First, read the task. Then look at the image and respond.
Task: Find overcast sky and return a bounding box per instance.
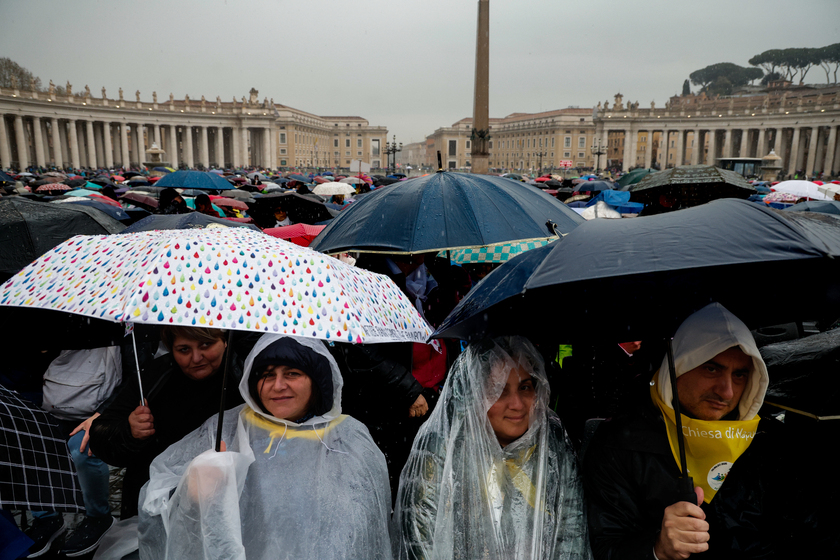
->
[2,0,838,144]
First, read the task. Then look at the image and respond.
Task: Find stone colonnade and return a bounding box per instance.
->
[597,120,840,177]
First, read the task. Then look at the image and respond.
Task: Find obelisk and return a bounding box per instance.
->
[471,0,490,174]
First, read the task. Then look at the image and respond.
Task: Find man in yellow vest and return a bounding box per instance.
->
[583,303,831,559]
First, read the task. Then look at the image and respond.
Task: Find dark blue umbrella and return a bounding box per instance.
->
[123,213,261,233]
[286,174,310,183]
[0,171,16,183]
[784,200,840,216]
[62,199,131,222]
[309,172,584,254]
[574,180,614,193]
[154,170,235,191]
[434,198,840,343]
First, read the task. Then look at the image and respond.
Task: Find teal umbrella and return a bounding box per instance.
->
[154,170,235,191]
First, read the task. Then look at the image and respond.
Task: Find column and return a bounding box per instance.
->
[643,131,653,169]
[787,127,801,176]
[153,124,161,147]
[269,127,276,169]
[40,119,50,166]
[621,130,632,171]
[14,115,28,169]
[50,118,63,168]
[67,119,81,170]
[94,123,105,167]
[756,128,767,158]
[32,117,46,167]
[85,120,97,168]
[120,123,130,168]
[0,116,11,168]
[690,131,701,165]
[263,128,271,170]
[232,126,241,167]
[805,126,820,177]
[675,129,685,167]
[722,128,732,158]
[132,125,144,165]
[215,127,224,168]
[823,126,837,177]
[184,125,194,168]
[169,125,179,168]
[103,123,113,168]
[706,130,717,165]
[200,125,209,168]
[58,121,69,168]
[739,129,749,158]
[241,127,249,167]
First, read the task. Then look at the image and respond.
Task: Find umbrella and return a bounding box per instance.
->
[0,197,125,280]
[52,198,131,222]
[0,228,432,344]
[111,175,125,182]
[574,180,614,193]
[628,165,755,213]
[122,171,145,179]
[123,212,261,233]
[434,198,840,343]
[209,196,249,211]
[155,170,236,191]
[251,192,337,225]
[312,182,356,196]
[0,386,85,512]
[309,172,584,255]
[287,174,311,183]
[339,177,365,185]
[0,170,16,183]
[772,180,829,201]
[247,172,269,181]
[784,200,840,216]
[153,167,176,173]
[763,192,799,204]
[616,168,656,188]
[35,183,71,193]
[444,238,554,264]
[264,223,326,247]
[119,192,159,211]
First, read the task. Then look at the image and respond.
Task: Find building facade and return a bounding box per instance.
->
[0,83,387,171]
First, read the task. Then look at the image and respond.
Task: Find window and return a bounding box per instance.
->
[578,137,586,148]
[357,151,362,156]
[578,152,585,158]
[466,140,471,149]
[372,160,380,167]
[334,139,339,147]
[357,139,362,148]
[279,133,286,144]
[345,139,351,148]
[448,140,457,157]
[564,137,571,148]
[539,139,543,147]
[551,138,555,148]
[564,152,571,157]
[334,151,339,157]
[280,148,287,155]
[489,141,493,149]
[671,140,675,148]
[345,151,350,156]
[371,139,380,156]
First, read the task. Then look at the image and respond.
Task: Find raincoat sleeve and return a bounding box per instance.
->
[139,407,254,560]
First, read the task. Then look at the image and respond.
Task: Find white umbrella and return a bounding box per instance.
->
[339,177,365,185]
[772,180,829,200]
[817,183,840,198]
[313,182,356,196]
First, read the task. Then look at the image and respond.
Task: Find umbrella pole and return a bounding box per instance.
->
[666,337,697,505]
[215,330,235,452]
[131,330,145,407]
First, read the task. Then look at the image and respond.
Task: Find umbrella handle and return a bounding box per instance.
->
[666,337,697,506]
[215,330,235,452]
[131,330,145,407]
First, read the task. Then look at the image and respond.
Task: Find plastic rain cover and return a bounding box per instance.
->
[391,336,592,560]
[138,334,392,560]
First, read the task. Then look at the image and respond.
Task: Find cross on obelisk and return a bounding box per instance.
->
[471,0,490,175]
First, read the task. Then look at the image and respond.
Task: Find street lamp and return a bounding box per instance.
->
[591,138,606,173]
[535,151,547,175]
[383,135,402,175]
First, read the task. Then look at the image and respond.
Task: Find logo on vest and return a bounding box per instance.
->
[707,461,733,491]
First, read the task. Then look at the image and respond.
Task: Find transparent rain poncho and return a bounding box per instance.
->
[392,337,592,560]
[138,334,392,560]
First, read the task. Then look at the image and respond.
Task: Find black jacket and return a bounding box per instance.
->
[89,351,243,517]
[583,392,835,560]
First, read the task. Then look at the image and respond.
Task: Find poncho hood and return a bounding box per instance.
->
[239,334,343,426]
[655,302,769,421]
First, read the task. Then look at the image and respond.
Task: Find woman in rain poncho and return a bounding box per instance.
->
[392,336,591,560]
[137,334,392,560]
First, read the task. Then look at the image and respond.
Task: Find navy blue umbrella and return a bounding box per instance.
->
[0,171,17,183]
[434,198,840,343]
[154,170,235,191]
[309,172,584,254]
[62,199,131,222]
[574,180,615,193]
[123,213,261,233]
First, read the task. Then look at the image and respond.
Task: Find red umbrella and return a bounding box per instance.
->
[313,176,330,184]
[263,223,325,247]
[119,192,159,210]
[148,176,160,182]
[111,175,125,182]
[85,193,123,208]
[209,196,248,211]
[35,183,71,193]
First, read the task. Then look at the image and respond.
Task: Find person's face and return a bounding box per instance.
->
[274,208,287,221]
[487,364,535,447]
[171,335,226,380]
[676,346,751,421]
[257,364,313,421]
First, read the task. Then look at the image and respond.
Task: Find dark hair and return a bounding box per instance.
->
[195,193,212,207]
[160,326,226,352]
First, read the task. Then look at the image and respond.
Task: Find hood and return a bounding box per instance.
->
[655,302,768,421]
[239,333,343,426]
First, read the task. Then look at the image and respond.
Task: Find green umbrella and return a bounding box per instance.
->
[616,168,656,188]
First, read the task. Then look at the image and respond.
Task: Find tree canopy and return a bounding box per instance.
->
[0,58,41,90]
[689,63,763,93]
[749,44,840,84]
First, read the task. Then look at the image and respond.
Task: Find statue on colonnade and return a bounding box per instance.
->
[136,90,141,102]
[153,91,157,103]
[119,87,124,101]
[65,82,72,95]
[48,80,56,97]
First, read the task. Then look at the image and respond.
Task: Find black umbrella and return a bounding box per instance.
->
[0,198,126,281]
[628,165,755,214]
[251,192,336,225]
[784,200,840,216]
[0,386,85,513]
[123,213,261,233]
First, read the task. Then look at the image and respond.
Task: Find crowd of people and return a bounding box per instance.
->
[0,165,836,560]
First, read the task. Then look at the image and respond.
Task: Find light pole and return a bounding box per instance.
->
[591,138,606,173]
[535,151,547,175]
[383,135,402,175]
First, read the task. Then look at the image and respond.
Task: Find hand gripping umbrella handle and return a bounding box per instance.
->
[666,337,697,506]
